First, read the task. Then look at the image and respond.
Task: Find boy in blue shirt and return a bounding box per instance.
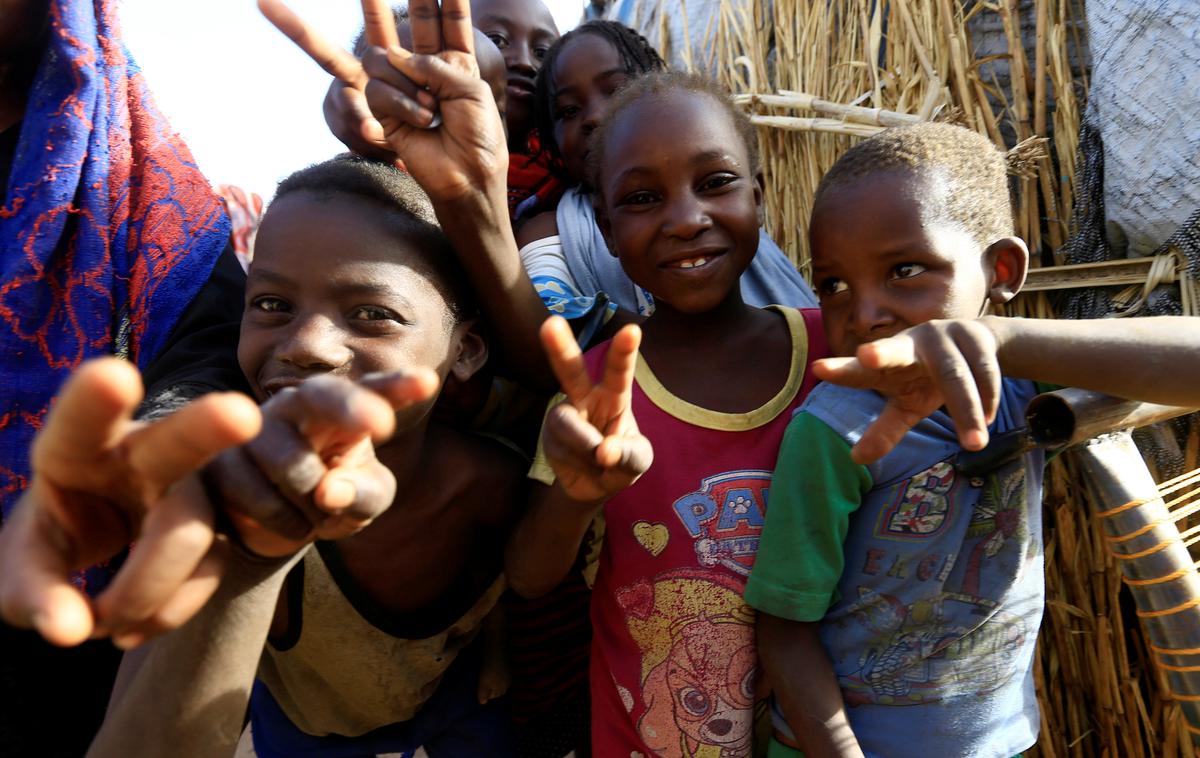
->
[746,122,1200,758]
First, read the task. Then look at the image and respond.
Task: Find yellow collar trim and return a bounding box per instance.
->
[634,306,808,431]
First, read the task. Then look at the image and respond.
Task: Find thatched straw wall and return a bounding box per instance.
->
[618,1,1200,754]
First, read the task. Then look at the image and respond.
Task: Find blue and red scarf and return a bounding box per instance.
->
[0,1,229,540]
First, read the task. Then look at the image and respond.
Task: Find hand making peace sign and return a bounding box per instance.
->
[539,316,653,504]
[259,0,508,203]
[0,359,261,648]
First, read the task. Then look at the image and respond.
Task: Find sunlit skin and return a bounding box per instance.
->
[471,0,558,153]
[239,190,522,632]
[809,169,1004,358]
[594,89,790,415]
[239,193,462,422]
[597,90,764,318]
[550,32,633,185]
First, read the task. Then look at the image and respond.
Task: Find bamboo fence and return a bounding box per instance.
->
[623,0,1200,754]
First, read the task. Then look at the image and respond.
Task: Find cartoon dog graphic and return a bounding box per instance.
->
[617,569,757,758]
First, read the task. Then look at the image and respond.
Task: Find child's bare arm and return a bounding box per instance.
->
[815,315,1200,463]
[88,545,304,758]
[758,614,865,758]
[506,317,652,597]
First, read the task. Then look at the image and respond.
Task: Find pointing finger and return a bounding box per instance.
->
[856,334,919,371]
[599,324,640,404]
[850,402,927,465]
[540,316,593,406]
[94,475,215,636]
[916,335,989,452]
[359,368,440,418]
[258,0,368,87]
[267,376,397,452]
[31,358,142,481]
[407,0,443,55]
[360,0,400,50]
[126,392,262,499]
[438,0,476,55]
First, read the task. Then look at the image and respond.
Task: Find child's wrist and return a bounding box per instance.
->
[978,314,1012,367]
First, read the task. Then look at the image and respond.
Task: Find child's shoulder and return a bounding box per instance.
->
[427,424,530,521]
[515,208,559,248]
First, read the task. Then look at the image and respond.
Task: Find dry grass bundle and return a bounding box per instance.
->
[624,1,1200,755]
[633,0,1084,286]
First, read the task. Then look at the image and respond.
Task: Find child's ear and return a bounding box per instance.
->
[753,171,766,228]
[448,317,489,384]
[984,236,1029,305]
[594,201,618,258]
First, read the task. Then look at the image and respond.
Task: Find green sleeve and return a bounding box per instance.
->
[745,413,872,622]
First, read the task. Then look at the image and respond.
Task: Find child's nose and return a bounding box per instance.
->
[277,315,352,371]
[850,292,896,336]
[507,41,536,76]
[581,98,606,134]
[662,192,711,239]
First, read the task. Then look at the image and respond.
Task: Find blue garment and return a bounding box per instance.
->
[0,0,228,591]
[250,642,515,758]
[553,186,817,324]
[786,379,1044,758]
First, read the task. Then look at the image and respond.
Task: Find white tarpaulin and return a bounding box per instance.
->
[1087,1,1200,258]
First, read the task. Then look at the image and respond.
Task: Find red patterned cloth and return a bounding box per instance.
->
[507,133,565,222]
[0,0,228,572]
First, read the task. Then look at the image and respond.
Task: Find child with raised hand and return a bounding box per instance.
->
[505,70,830,757]
[310,0,563,220]
[745,122,1200,758]
[214,155,525,758]
[516,20,818,347]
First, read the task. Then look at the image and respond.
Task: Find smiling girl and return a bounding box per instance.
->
[517,21,817,347]
[506,70,830,757]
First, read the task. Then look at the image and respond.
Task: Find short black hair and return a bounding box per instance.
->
[586,69,760,201]
[814,122,1015,247]
[533,20,665,171]
[272,155,475,323]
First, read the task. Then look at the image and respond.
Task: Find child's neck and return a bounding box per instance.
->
[638,294,794,414]
[376,416,436,493]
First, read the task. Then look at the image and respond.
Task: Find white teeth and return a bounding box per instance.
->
[679,257,708,269]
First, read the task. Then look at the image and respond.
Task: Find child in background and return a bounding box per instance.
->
[517,21,817,347]
[211,156,525,758]
[505,70,829,757]
[470,0,567,221]
[745,123,1200,758]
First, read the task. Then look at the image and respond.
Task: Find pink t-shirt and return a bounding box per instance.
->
[569,308,826,757]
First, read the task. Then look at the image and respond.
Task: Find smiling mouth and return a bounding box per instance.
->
[664,252,724,270]
[261,377,303,397]
[507,78,535,98]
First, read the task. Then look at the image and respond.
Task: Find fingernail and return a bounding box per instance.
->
[416,89,435,108]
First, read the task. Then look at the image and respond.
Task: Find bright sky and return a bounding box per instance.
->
[119,0,584,202]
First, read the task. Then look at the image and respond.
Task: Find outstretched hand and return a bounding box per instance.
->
[260,0,508,203]
[205,370,440,560]
[0,359,262,648]
[539,316,653,504]
[813,319,1002,465]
